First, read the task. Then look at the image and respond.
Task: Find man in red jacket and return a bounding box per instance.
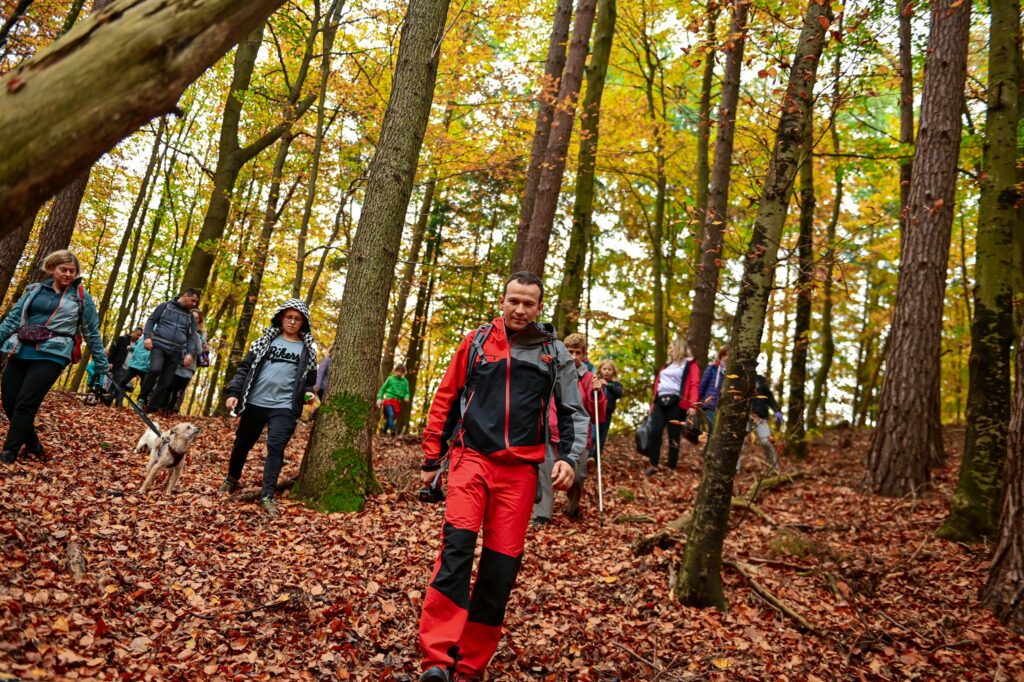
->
[417,272,590,682]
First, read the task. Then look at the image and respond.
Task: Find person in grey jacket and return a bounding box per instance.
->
[219,299,317,516]
[0,250,109,463]
[141,288,201,414]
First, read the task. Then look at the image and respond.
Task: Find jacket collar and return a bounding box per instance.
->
[494,317,555,347]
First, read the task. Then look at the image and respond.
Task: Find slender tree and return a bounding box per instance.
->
[786,134,815,459]
[687,0,749,368]
[511,0,575,271]
[552,0,616,335]
[897,0,914,236]
[296,0,453,512]
[866,0,973,496]
[0,0,290,233]
[676,0,831,609]
[938,0,1020,542]
[691,0,719,254]
[518,0,598,277]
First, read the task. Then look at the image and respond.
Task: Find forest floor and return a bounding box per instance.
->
[1,392,1022,681]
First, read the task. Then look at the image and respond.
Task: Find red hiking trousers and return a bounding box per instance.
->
[419,447,537,677]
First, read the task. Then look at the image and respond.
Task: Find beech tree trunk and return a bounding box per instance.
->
[897,0,914,235]
[983,322,1024,630]
[518,0,599,278]
[939,0,1020,542]
[0,0,290,233]
[866,0,972,496]
[511,0,574,271]
[551,0,616,336]
[296,0,452,512]
[676,0,831,610]
[687,0,749,368]
[691,0,719,256]
[786,134,814,459]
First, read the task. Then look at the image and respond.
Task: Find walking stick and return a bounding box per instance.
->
[593,387,604,527]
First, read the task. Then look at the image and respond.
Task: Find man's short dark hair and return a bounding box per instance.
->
[504,271,544,301]
[179,288,201,299]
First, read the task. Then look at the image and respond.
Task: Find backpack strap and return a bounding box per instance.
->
[457,324,492,418]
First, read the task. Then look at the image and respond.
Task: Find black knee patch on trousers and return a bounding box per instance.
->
[467,547,523,627]
[431,524,478,610]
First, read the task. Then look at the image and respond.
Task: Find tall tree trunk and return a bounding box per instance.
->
[676,0,831,609]
[511,0,575,271]
[519,0,599,277]
[687,0,749,368]
[938,0,1020,542]
[866,0,972,496]
[0,216,33,306]
[786,135,815,459]
[982,322,1024,630]
[897,0,914,237]
[295,0,452,512]
[0,0,291,233]
[552,0,616,336]
[691,0,719,254]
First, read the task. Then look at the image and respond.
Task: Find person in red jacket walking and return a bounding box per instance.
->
[645,337,701,475]
[417,272,590,682]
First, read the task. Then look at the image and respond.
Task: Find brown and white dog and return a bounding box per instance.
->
[137,422,201,494]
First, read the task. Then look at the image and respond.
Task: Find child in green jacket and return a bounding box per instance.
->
[377,363,410,435]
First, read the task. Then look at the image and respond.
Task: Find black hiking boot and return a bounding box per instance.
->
[0,450,15,464]
[419,666,450,682]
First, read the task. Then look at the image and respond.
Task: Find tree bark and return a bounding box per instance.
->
[518,0,599,278]
[687,0,749,368]
[295,0,452,512]
[0,0,290,234]
[511,0,575,271]
[0,215,34,306]
[939,0,1020,542]
[897,0,914,237]
[691,1,719,253]
[676,0,831,610]
[786,134,814,459]
[982,322,1024,630]
[866,0,972,496]
[551,0,616,336]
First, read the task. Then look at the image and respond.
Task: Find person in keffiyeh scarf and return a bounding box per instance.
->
[220,299,319,516]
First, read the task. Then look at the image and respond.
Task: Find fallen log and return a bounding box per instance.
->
[724,560,826,637]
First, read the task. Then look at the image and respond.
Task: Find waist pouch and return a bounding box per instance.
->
[656,394,680,408]
[17,324,70,345]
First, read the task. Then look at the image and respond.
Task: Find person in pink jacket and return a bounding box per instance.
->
[645,337,701,475]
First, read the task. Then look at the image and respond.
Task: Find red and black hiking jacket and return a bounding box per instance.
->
[422,318,590,470]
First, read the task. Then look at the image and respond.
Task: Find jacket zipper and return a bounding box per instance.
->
[504,339,512,449]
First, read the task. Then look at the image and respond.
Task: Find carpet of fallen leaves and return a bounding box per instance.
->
[1,392,1023,681]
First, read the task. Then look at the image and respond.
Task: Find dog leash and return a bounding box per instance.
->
[108,376,163,438]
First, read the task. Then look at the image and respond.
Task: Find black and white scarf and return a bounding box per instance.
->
[239,299,318,409]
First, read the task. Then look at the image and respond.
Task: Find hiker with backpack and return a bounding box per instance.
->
[220,299,318,517]
[0,250,109,463]
[644,337,701,476]
[416,272,590,682]
[140,288,201,415]
[108,327,143,387]
[533,332,606,524]
[742,372,783,471]
[168,309,208,414]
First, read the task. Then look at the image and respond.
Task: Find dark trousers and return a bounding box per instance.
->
[168,375,191,414]
[227,405,298,499]
[1,358,64,453]
[113,366,147,407]
[142,346,182,411]
[647,398,686,469]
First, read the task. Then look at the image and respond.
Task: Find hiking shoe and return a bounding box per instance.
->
[419,666,450,682]
[643,465,657,476]
[25,434,44,457]
[259,497,279,517]
[218,477,240,494]
[0,450,15,464]
[532,516,551,527]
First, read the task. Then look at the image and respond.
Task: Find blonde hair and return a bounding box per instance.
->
[563,333,587,351]
[598,359,618,380]
[41,250,80,276]
[668,337,691,365]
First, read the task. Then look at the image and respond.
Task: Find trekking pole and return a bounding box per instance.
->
[109,377,162,438]
[593,387,604,527]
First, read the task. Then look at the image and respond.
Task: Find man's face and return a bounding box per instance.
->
[499,281,542,332]
[567,346,585,368]
[130,330,143,342]
[179,292,199,310]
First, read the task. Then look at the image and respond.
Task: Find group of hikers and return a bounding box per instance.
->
[1,257,788,681]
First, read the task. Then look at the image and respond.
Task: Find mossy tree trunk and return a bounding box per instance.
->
[866,0,973,496]
[296,0,452,512]
[519,0,598,278]
[511,0,574,271]
[938,0,1020,542]
[552,0,616,336]
[676,0,831,610]
[687,0,749,368]
[786,133,814,459]
[982,322,1024,630]
[0,0,290,234]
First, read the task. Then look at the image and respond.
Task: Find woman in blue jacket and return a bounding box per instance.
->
[699,345,729,432]
[0,251,109,463]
